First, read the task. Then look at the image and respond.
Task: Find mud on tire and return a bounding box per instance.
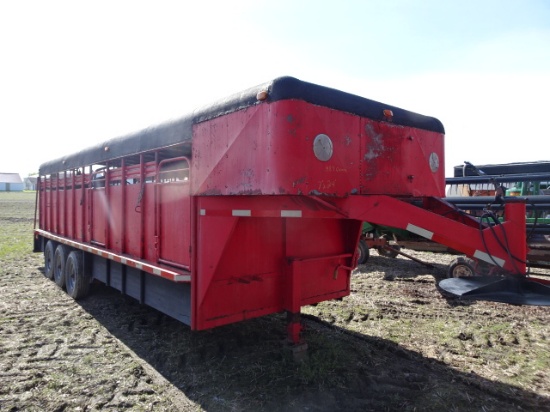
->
[357,239,370,265]
[53,245,68,289]
[447,256,477,278]
[65,251,91,300]
[44,240,56,280]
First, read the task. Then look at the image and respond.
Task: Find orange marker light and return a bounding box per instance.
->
[256,90,269,101]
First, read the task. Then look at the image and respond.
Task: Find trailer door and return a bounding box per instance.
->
[156,158,191,270]
[89,170,107,247]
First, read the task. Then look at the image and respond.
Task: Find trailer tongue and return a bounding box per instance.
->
[342,193,550,307]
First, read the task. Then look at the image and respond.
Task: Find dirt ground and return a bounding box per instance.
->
[1,192,550,411]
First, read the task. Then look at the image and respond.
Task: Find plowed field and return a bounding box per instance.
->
[1,192,549,411]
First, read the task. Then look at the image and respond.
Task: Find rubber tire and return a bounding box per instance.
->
[356,239,370,265]
[377,245,401,258]
[44,240,55,280]
[65,251,91,300]
[53,245,68,289]
[447,256,476,278]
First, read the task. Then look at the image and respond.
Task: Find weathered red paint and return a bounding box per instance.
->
[34,78,529,344]
[191,100,445,198]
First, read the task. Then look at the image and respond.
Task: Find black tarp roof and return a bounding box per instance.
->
[39,76,444,175]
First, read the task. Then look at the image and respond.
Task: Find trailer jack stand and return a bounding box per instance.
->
[286,311,308,362]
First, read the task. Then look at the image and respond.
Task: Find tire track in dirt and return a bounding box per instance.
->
[0,254,195,411]
[2,239,550,411]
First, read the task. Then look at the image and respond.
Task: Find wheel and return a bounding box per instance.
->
[44,240,55,280]
[53,245,68,288]
[65,251,91,299]
[356,239,369,265]
[377,245,400,258]
[447,256,477,278]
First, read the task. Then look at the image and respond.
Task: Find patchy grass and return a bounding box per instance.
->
[0,191,36,259]
[304,262,550,403]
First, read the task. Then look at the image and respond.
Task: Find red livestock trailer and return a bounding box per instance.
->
[33,76,550,349]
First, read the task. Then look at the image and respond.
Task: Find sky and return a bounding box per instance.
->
[1,0,549,178]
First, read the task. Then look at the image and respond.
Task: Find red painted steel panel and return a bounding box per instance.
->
[157,181,191,268]
[74,174,84,241]
[58,187,66,236]
[142,184,157,262]
[109,186,123,253]
[51,188,58,234]
[360,119,444,196]
[40,185,48,232]
[193,196,360,331]
[337,195,527,274]
[66,187,74,239]
[90,189,106,245]
[268,101,364,197]
[124,184,143,257]
[192,100,444,198]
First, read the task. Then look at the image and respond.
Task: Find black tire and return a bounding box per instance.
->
[44,240,55,280]
[356,239,369,265]
[447,256,476,278]
[65,251,91,299]
[377,245,401,258]
[53,245,68,288]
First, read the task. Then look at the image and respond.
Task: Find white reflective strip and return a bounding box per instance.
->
[37,229,192,283]
[474,250,506,267]
[281,210,302,218]
[406,224,434,240]
[200,209,206,216]
[232,209,251,217]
